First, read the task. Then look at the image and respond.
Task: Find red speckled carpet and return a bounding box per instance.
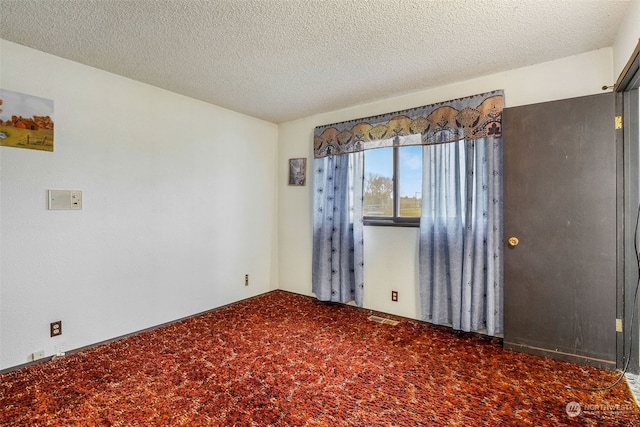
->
[1,290,639,426]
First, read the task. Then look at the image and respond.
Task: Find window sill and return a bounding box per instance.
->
[363,218,420,228]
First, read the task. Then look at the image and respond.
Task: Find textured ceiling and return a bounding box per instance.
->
[0,0,631,123]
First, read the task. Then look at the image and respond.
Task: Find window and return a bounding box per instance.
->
[363,144,422,226]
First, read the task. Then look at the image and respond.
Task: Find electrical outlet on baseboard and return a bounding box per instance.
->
[30,350,45,361]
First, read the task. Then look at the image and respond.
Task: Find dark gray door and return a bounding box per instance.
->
[503,93,617,368]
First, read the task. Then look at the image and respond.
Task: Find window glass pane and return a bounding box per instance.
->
[364,147,393,216]
[398,145,422,217]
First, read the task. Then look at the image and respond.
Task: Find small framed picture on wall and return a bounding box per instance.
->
[289,158,306,186]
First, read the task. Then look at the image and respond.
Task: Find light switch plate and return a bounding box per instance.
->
[48,190,82,210]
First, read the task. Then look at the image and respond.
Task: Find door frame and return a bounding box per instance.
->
[616,40,640,373]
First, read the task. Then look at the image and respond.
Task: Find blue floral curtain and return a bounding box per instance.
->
[419,136,503,336]
[313,91,503,324]
[312,152,364,306]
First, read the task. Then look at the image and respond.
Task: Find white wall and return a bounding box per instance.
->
[278,48,614,320]
[0,40,279,370]
[613,0,640,80]
[2,26,630,371]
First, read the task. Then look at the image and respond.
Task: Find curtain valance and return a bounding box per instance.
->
[314,90,504,158]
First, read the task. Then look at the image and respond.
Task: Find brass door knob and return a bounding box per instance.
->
[508,237,520,247]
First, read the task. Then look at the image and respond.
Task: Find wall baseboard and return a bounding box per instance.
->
[504,341,617,370]
[0,291,274,375]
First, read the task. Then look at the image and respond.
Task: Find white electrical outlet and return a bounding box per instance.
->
[31,350,45,361]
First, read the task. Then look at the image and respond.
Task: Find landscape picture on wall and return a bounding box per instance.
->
[0,88,54,152]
